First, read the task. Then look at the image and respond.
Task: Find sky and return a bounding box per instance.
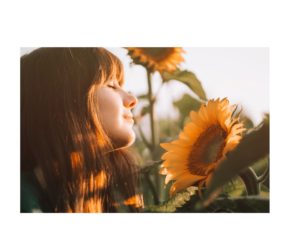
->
[21,47,269,126]
[108,47,269,126]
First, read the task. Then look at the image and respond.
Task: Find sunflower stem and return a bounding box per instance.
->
[146,69,160,203]
[137,123,152,150]
[239,167,260,195]
[257,165,269,184]
[144,173,159,205]
[146,70,156,150]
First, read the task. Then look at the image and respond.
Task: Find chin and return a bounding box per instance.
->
[112,130,136,149]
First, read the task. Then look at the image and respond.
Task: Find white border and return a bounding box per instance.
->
[1,0,300,250]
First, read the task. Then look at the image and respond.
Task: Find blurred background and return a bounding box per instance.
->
[108,47,269,126]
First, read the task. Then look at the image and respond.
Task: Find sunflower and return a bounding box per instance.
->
[160,98,245,196]
[126,47,185,74]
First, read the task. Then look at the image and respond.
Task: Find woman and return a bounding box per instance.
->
[21,48,143,212]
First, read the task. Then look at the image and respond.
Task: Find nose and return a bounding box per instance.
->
[124,91,138,109]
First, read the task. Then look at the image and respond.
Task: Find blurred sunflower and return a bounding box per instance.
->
[126,47,185,74]
[160,98,245,196]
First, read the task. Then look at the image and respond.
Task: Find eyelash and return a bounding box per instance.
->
[108,84,117,89]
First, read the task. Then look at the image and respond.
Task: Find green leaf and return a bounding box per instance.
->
[146,186,198,212]
[200,196,269,213]
[252,156,269,177]
[141,105,150,116]
[137,94,149,100]
[162,69,207,101]
[240,114,255,129]
[140,160,163,174]
[203,116,269,206]
[176,195,269,212]
[173,94,201,127]
[222,176,246,197]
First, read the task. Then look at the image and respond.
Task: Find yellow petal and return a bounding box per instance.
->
[159,97,246,197]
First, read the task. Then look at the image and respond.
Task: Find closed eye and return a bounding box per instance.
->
[107,84,117,89]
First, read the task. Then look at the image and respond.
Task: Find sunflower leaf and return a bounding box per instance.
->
[173,94,201,128]
[203,115,269,206]
[146,186,198,212]
[161,69,207,102]
[141,105,150,116]
[190,196,269,213]
[137,94,149,100]
[140,160,163,174]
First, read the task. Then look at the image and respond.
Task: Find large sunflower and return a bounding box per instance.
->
[160,98,245,196]
[126,47,185,74]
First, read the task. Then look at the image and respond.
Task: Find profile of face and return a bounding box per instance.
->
[96,79,138,149]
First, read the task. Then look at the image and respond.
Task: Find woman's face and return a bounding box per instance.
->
[96,79,138,149]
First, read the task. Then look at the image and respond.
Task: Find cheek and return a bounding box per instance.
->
[100,107,123,136]
[96,87,135,148]
[97,89,122,128]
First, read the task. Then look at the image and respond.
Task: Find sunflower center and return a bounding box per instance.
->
[141,48,175,61]
[188,124,227,176]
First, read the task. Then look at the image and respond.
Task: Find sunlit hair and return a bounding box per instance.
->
[21,48,142,212]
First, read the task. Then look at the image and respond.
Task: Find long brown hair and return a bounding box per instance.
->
[21,48,143,212]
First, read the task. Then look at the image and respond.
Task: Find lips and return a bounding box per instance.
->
[124,115,133,119]
[123,114,134,123]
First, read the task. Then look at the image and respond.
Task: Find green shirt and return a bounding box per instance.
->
[21,172,43,212]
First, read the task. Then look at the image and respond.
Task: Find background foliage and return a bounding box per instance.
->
[126,48,269,213]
